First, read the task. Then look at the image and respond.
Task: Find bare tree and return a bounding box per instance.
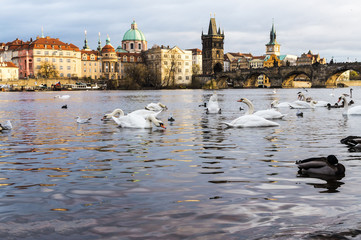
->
[37,62,59,79]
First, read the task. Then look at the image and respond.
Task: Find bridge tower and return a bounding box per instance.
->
[265,21,280,56]
[201,15,224,75]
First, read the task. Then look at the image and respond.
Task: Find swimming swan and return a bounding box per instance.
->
[76,116,92,124]
[289,100,316,109]
[102,109,125,121]
[222,98,279,128]
[145,102,167,111]
[112,114,166,129]
[239,98,284,119]
[339,95,361,115]
[206,93,221,114]
[0,120,12,131]
[296,155,345,176]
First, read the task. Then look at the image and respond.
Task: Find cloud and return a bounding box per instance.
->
[1,0,361,61]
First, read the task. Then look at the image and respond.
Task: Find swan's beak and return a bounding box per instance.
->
[337,97,341,103]
[160,123,166,129]
[237,99,243,102]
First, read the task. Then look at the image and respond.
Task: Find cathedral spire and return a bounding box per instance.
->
[268,19,277,45]
[41,26,44,38]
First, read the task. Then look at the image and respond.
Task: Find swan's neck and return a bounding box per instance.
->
[111,109,124,117]
[243,99,254,114]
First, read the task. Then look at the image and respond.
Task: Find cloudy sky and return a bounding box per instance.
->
[1,0,361,62]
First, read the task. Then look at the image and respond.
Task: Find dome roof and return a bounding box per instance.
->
[101,44,115,53]
[122,21,146,41]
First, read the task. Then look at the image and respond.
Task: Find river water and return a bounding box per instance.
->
[0,88,360,239]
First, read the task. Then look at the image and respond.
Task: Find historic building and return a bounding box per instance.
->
[0,60,18,82]
[101,36,121,80]
[201,16,224,74]
[145,45,192,87]
[266,22,280,56]
[81,31,102,80]
[186,48,202,74]
[296,50,326,66]
[120,20,147,53]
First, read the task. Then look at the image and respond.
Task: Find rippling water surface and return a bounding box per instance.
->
[1,88,361,239]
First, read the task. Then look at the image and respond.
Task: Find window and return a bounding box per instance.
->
[84,63,86,66]
[45,58,48,62]
[123,56,127,62]
[52,58,56,62]
[67,73,71,77]
[164,61,168,65]
[60,73,64,77]
[178,76,182,80]
[123,44,126,49]
[45,51,49,55]
[185,62,189,66]
[130,43,134,49]
[67,66,71,70]
[66,52,70,56]
[164,54,168,58]
[178,68,182,73]
[59,52,63,56]
[130,56,134,62]
[60,59,63,62]
[36,51,41,55]
[178,55,181,59]
[178,62,181,66]
[185,55,189,59]
[67,59,70,63]
[186,76,189,80]
[89,63,91,66]
[84,69,86,72]
[60,66,63,70]
[138,43,141,49]
[37,58,41,62]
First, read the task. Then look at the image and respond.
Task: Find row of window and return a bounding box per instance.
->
[163,61,190,66]
[124,43,142,50]
[81,55,141,62]
[37,58,75,63]
[35,50,75,56]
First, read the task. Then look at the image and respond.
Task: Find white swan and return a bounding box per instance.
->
[102,109,125,121]
[54,95,70,99]
[112,114,166,129]
[76,116,91,124]
[223,98,280,128]
[206,93,221,114]
[145,102,167,111]
[289,100,316,109]
[271,100,291,108]
[239,98,284,119]
[339,95,361,115]
[0,120,12,131]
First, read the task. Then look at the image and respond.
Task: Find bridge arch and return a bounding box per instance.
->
[244,72,271,88]
[325,65,361,87]
[282,71,312,88]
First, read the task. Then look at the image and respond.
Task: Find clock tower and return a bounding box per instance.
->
[266,21,280,56]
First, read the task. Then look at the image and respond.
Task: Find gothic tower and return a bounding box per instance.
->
[266,21,280,56]
[201,16,224,75]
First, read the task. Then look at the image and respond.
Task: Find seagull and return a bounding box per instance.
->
[76,116,91,124]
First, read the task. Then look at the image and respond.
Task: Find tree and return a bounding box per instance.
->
[37,62,58,79]
[192,64,201,75]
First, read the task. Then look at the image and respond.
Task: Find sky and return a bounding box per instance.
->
[1,0,361,62]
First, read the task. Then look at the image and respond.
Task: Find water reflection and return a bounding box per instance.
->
[0,89,360,239]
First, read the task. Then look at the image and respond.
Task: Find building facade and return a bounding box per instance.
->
[120,21,147,53]
[146,45,192,87]
[201,16,224,75]
[0,61,19,82]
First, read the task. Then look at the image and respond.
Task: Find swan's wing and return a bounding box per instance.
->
[130,109,161,118]
[112,115,147,128]
[224,115,279,128]
[347,106,361,115]
[254,109,284,119]
[207,101,220,113]
[296,158,327,169]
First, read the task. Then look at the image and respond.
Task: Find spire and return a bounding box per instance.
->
[97,32,102,52]
[268,19,277,45]
[41,26,44,38]
[83,29,90,50]
[208,16,218,35]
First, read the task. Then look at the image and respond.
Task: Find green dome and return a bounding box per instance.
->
[122,21,146,41]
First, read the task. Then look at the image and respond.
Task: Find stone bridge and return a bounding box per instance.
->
[217,62,361,88]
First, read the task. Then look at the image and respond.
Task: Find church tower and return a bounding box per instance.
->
[201,15,224,75]
[265,21,280,56]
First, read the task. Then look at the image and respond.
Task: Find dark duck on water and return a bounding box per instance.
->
[296,155,345,176]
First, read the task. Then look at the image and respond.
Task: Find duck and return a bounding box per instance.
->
[238,98,284,119]
[296,155,345,176]
[145,102,167,111]
[112,114,166,129]
[168,114,175,122]
[76,116,92,124]
[61,104,68,109]
[296,110,303,117]
[206,92,221,114]
[338,95,361,115]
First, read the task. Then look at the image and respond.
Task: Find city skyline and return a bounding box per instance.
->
[1,0,361,62]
